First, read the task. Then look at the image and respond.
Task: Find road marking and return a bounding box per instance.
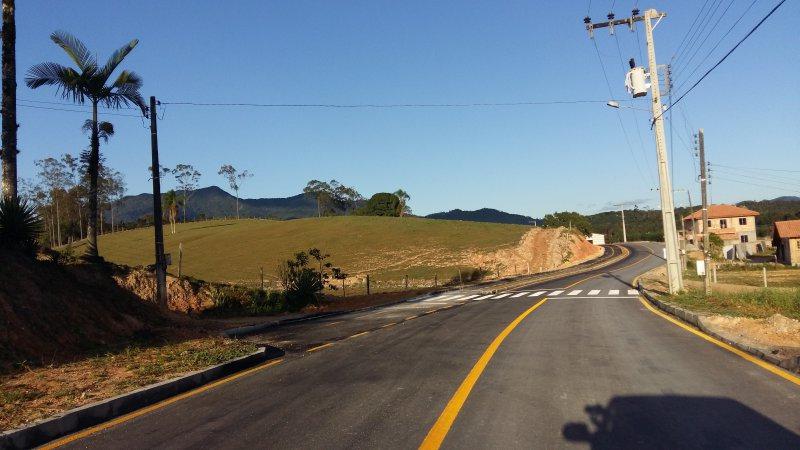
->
[443,295,465,301]
[559,296,638,299]
[628,289,639,295]
[474,294,495,300]
[638,297,800,387]
[567,290,582,296]
[347,331,370,339]
[588,289,600,295]
[529,291,545,297]
[459,294,481,301]
[492,293,512,299]
[549,290,564,296]
[510,292,528,298]
[41,358,285,449]
[609,289,619,295]
[307,343,333,352]
[419,298,548,449]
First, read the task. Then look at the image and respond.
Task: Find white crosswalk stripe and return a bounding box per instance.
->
[445,295,465,301]
[609,289,619,295]
[588,289,600,296]
[628,289,639,295]
[567,290,582,296]
[474,294,495,300]
[493,293,512,299]
[549,290,564,296]
[529,291,546,297]
[510,292,528,298]
[459,294,481,301]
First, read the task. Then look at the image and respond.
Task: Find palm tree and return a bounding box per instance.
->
[1,0,18,201]
[25,31,146,259]
[393,189,411,217]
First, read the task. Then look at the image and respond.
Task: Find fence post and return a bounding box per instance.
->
[342,277,346,297]
[712,265,717,283]
[763,266,767,287]
[434,274,437,288]
[405,274,408,290]
[260,266,264,291]
[527,261,530,275]
[496,265,500,279]
[366,274,370,295]
[514,264,517,275]
[178,243,183,278]
[458,269,463,291]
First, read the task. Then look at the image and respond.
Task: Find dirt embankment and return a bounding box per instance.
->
[114,270,213,314]
[467,227,603,276]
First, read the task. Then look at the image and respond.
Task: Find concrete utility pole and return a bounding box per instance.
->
[698,129,712,295]
[149,96,168,306]
[618,204,628,243]
[585,8,684,293]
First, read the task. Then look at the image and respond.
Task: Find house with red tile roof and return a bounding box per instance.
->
[683,204,760,258]
[772,219,800,266]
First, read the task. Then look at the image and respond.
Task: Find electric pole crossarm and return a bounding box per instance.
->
[584,12,665,32]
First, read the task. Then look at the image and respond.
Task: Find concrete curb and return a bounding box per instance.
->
[637,285,800,372]
[0,347,272,449]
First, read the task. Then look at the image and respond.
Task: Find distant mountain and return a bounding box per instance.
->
[426,208,539,226]
[771,196,800,202]
[114,186,319,223]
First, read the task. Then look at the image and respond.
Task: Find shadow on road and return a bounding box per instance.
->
[562,395,800,449]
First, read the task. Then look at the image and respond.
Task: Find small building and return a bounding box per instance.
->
[683,204,760,259]
[773,219,800,266]
[586,233,605,245]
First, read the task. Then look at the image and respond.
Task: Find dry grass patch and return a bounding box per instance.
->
[0,337,257,431]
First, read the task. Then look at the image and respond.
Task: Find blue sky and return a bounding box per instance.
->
[17,1,800,217]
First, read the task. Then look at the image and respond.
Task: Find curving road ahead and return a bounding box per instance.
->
[55,243,800,449]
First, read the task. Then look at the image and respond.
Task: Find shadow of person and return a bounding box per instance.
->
[563,395,800,449]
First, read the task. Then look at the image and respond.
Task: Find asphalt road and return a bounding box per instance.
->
[58,243,800,449]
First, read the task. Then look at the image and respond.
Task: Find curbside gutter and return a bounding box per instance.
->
[0,347,274,449]
[636,284,800,373]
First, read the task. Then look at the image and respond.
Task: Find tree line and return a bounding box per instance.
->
[303,179,411,217]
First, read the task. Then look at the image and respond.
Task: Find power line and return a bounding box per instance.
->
[158,99,613,108]
[655,0,786,123]
[671,0,713,63]
[673,0,759,94]
[18,103,143,118]
[711,163,800,174]
[673,0,735,77]
[19,98,138,110]
[714,176,800,194]
[712,168,800,188]
[673,0,726,68]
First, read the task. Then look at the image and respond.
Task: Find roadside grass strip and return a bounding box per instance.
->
[419,298,549,449]
[638,297,800,387]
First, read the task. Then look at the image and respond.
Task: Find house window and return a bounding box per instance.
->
[739,217,747,225]
[740,235,749,243]
[797,241,800,249]
[707,220,712,228]
[720,219,728,229]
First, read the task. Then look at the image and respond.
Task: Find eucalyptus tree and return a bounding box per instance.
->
[172,164,201,222]
[218,164,251,219]
[26,31,146,259]
[1,0,18,201]
[393,189,411,217]
[34,157,69,246]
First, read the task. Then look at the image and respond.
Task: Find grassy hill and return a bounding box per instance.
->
[75,217,531,287]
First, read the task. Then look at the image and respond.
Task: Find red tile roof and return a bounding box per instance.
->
[774,219,800,239]
[683,204,759,221]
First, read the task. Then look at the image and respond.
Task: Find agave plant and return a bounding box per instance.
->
[25,31,147,259]
[0,197,43,254]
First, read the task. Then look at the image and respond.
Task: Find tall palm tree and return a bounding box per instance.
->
[25,31,146,258]
[1,0,17,201]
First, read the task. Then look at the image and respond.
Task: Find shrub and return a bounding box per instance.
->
[277,249,342,311]
[0,198,43,255]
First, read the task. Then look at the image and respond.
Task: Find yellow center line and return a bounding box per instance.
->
[639,297,800,386]
[419,298,548,450]
[347,331,370,339]
[42,358,284,449]
[307,343,333,352]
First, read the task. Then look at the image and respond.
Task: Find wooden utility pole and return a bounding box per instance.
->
[149,96,167,306]
[618,204,628,243]
[1,0,17,201]
[698,129,711,295]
